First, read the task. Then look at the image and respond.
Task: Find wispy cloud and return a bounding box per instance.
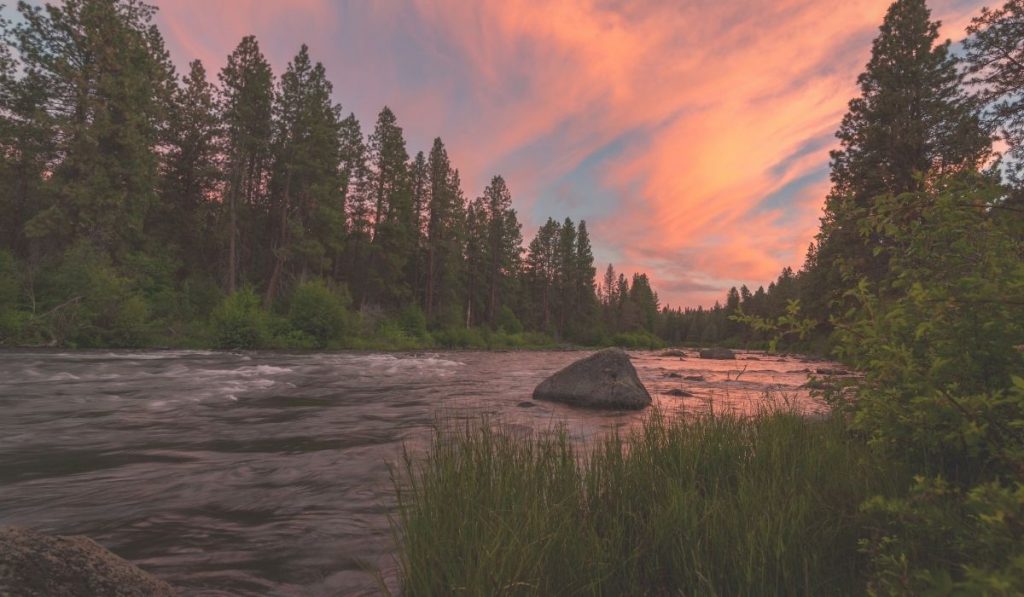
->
[150,0,986,306]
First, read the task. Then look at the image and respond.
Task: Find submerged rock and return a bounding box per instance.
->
[815,367,850,376]
[665,388,694,397]
[659,350,687,358]
[533,348,651,410]
[0,527,176,596]
[683,375,706,382]
[699,347,736,360]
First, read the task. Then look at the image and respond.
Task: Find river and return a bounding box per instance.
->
[0,349,830,595]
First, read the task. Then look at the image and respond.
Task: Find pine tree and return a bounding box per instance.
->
[424,137,465,324]
[219,35,274,293]
[629,273,659,333]
[153,59,221,276]
[812,0,990,299]
[464,196,487,326]
[366,106,412,308]
[480,175,521,324]
[601,264,617,307]
[572,220,597,333]
[0,9,55,259]
[407,150,429,303]
[339,113,371,300]
[524,218,561,331]
[966,0,1024,181]
[724,286,741,339]
[264,45,343,306]
[13,0,175,260]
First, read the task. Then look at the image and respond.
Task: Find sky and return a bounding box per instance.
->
[27,0,991,307]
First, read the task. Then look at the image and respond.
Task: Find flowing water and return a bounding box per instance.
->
[0,349,835,596]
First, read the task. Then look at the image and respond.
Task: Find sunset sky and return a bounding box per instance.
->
[28,0,990,306]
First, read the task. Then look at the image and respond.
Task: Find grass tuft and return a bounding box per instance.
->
[393,410,902,596]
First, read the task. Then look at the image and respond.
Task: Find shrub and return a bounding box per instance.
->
[494,305,523,334]
[433,326,486,348]
[211,288,268,349]
[42,243,152,347]
[397,304,429,339]
[611,330,666,349]
[0,251,24,345]
[834,178,1024,592]
[287,280,351,348]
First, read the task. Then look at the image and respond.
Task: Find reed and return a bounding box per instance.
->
[392,409,901,596]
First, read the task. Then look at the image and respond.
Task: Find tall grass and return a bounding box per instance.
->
[393,411,902,596]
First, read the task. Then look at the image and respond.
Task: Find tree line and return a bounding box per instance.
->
[0,0,669,349]
[0,0,1021,354]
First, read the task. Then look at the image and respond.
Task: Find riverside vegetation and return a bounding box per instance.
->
[393,0,1024,594]
[0,0,1022,593]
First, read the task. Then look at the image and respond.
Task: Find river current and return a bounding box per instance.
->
[0,349,830,595]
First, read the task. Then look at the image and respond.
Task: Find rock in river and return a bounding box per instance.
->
[533,348,651,410]
[665,388,694,397]
[699,347,736,360]
[0,527,176,597]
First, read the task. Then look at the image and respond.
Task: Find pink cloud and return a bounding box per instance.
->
[150,0,987,307]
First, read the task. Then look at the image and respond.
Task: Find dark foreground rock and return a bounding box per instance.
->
[699,347,736,360]
[0,527,176,597]
[533,348,651,409]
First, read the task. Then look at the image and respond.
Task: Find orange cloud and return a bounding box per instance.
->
[151,0,987,306]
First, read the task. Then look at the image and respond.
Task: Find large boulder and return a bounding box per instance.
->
[533,348,651,409]
[699,347,736,360]
[0,527,176,597]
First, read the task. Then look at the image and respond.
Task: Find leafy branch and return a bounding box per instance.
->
[729,299,816,353]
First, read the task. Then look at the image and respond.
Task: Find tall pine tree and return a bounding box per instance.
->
[481,176,522,324]
[424,138,465,325]
[810,0,990,313]
[366,106,412,308]
[264,45,344,306]
[14,0,175,260]
[219,35,274,293]
[153,59,221,277]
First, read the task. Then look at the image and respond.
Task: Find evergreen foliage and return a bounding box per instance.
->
[0,0,644,349]
[810,0,990,318]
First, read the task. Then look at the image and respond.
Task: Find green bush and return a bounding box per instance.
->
[833,178,1024,592]
[0,250,18,309]
[287,280,351,348]
[41,243,153,347]
[397,304,429,339]
[433,326,486,348]
[611,330,666,349]
[210,288,268,349]
[274,329,318,350]
[0,251,24,345]
[494,305,523,334]
[0,309,28,346]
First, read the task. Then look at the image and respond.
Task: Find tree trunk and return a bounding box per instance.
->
[227,162,241,295]
[263,171,292,309]
[425,243,435,319]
